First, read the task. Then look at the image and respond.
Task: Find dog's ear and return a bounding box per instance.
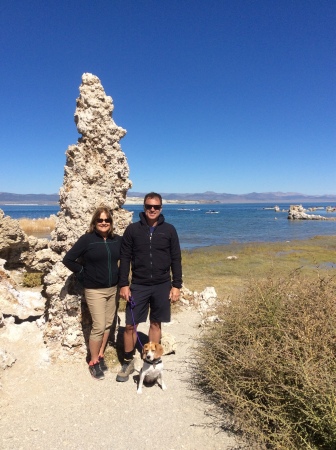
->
[142,343,149,360]
[154,343,163,359]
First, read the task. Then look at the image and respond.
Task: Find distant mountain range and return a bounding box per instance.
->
[0,192,59,205]
[1,191,336,205]
[129,191,336,204]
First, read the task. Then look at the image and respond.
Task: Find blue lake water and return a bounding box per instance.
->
[1,203,336,250]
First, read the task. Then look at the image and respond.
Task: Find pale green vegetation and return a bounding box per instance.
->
[22,272,44,287]
[183,236,336,449]
[182,235,336,299]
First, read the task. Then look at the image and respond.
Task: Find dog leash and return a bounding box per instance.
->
[129,296,144,350]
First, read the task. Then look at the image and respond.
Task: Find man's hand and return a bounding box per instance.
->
[120,286,131,301]
[169,287,180,303]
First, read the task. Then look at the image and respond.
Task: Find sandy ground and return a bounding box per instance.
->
[0,308,241,450]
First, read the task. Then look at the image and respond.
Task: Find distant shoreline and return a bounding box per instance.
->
[1,191,336,206]
[1,198,336,207]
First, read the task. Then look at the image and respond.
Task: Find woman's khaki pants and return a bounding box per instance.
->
[85,286,118,341]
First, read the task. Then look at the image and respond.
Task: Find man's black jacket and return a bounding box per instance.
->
[118,212,182,288]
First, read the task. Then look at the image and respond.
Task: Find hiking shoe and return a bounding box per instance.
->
[89,362,105,380]
[116,359,135,382]
[98,356,108,372]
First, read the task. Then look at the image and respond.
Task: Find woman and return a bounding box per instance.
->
[63,206,121,380]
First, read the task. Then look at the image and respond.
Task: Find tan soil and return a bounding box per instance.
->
[0,308,240,450]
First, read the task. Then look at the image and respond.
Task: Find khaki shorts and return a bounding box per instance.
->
[85,286,119,341]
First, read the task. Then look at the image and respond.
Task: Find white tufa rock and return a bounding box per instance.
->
[0,281,44,320]
[0,348,16,370]
[288,204,335,221]
[161,332,176,355]
[200,315,221,327]
[197,286,217,314]
[43,73,133,361]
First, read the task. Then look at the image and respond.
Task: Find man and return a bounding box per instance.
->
[116,192,182,382]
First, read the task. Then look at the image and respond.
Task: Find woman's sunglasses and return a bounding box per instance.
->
[96,218,112,224]
[144,204,161,210]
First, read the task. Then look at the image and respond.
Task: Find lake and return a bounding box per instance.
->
[1,203,335,250]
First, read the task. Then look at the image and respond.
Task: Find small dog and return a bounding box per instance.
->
[137,342,167,394]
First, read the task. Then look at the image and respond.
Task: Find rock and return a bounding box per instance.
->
[0,280,44,320]
[200,315,221,327]
[161,332,176,355]
[50,73,132,255]
[0,211,56,273]
[194,287,218,314]
[179,285,196,306]
[288,204,335,221]
[43,73,132,360]
[0,348,16,370]
[0,210,30,268]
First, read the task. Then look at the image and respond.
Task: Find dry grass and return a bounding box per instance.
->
[19,216,56,236]
[191,240,336,449]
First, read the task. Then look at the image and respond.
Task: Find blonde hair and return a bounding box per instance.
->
[87,206,114,238]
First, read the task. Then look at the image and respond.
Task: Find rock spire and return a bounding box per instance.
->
[43,73,132,360]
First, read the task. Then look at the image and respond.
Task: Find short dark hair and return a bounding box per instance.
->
[144,192,162,205]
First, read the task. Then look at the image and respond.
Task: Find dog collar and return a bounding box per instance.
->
[146,357,162,366]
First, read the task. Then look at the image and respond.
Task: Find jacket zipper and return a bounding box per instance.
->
[149,227,154,280]
[105,240,112,286]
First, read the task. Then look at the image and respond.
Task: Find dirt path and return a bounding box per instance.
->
[0,308,239,449]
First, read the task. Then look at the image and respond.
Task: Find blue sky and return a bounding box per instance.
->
[0,0,335,196]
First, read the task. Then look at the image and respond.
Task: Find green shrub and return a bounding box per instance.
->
[195,271,336,449]
[22,272,43,287]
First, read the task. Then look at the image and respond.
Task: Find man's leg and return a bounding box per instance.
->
[116,284,150,382]
[149,321,162,343]
[124,324,138,352]
[149,281,171,343]
[116,325,138,382]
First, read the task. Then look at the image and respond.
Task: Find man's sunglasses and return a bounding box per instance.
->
[96,218,112,224]
[144,204,161,210]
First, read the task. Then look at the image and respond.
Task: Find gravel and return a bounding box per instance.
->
[0,308,240,449]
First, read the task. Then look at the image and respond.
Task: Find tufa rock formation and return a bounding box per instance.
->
[43,73,132,360]
[288,205,336,221]
[0,210,53,271]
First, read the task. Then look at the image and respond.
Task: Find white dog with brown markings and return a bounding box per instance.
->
[137,342,167,394]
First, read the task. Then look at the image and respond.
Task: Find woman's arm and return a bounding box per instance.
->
[62,235,87,273]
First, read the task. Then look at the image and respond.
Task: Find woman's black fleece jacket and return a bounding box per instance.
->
[62,231,122,289]
[118,212,182,288]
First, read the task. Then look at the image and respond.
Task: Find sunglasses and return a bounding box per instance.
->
[144,204,161,211]
[96,218,112,224]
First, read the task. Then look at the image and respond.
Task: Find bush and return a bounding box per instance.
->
[195,271,336,449]
[23,272,43,287]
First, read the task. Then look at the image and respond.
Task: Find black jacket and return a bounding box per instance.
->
[119,212,182,288]
[62,231,122,289]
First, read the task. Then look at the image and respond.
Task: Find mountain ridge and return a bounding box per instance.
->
[1,191,336,205]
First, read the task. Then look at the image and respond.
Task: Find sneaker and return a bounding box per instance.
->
[89,361,105,380]
[116,359,135,382]
[98,356,108,372]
